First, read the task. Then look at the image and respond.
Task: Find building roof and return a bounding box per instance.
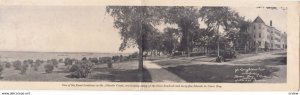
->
[265,22,281,32]
[252,16,284,34]
[253,16,265,24]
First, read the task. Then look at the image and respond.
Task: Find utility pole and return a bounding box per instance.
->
[187,29,190,57]
[217,25,220,57]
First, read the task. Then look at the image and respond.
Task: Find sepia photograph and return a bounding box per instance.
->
[0,6,144,82]
[0,6,287,83]
[141,6,287,83]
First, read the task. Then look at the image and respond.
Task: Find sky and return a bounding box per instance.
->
[0,6,138,53]
[232,7,287,33]
[0,6,287,53]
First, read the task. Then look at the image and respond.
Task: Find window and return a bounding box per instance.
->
[254,34,256,38]
[259,33,261,38]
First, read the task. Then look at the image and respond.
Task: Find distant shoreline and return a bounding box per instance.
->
[0,51,135,54]
[0,50,136,61]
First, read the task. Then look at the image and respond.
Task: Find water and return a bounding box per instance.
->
[0,51,131,62]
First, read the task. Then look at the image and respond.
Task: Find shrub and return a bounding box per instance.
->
[119,55,123,62]
[33,64,38,71]
[33,60,42,71]
[35,59,42,67]
[46,60,51,63]
[130,52,139,58]
[27,59,34,67]
[23,60,29,66]
[50,59,59,68]
[100,57,113,68]
[112,56,120,62]
[82,57,87,61]
[69,60,95,78]
[58,58,64,63]
[98,57,104,64]
[40,60,45,63]
[4,62,11,68]
[89,57,99,64]
[20,62,29,75]
[69,60,80,72]
[13,60,22,70]
[64,58,73,66]
[122,56,130,61]
[44,63,54,73]
[102,57,112,64]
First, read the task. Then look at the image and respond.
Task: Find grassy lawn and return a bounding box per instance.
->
[147,52,262,67]
[0,60,152,82]
[231,56,287,65]
[151,51,286,83]
[88,61,152,82]
[230,52,287,65]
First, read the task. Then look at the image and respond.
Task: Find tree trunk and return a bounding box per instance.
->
[187,29,190,57]
[217,25,220,57]
[233,40,236,51]
[244,44,247,54]
[138,17,144,70]
[205,46,208,54]
[138,46,143,70]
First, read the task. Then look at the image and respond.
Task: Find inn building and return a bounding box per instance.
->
[246,16,287,51]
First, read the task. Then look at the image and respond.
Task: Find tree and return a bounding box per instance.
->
[106,6,162,70]
[161,7,201,57]
[143,29,164,56]
[191,28,212,53]
[199,7,242,56]
[236,20,253,53]
[224,28,239,50]
[162,27,181,55]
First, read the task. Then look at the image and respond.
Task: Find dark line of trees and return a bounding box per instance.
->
[106,6,253,70]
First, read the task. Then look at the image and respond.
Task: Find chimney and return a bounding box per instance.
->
[270,20,272,26]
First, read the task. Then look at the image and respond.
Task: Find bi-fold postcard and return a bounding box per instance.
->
[0,0,298,91]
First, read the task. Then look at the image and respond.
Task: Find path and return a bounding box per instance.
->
[143,61,186,82]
